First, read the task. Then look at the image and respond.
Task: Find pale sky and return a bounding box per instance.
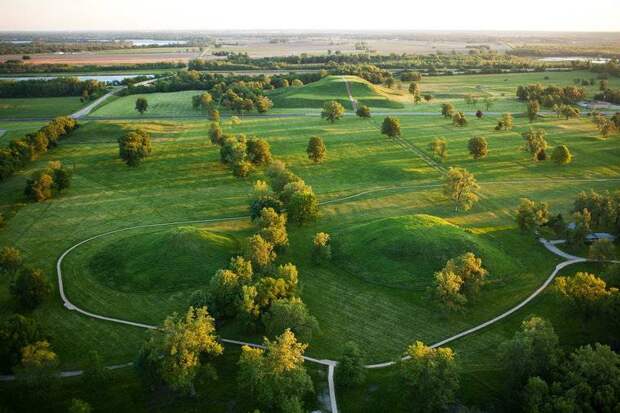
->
[0,0,619,32]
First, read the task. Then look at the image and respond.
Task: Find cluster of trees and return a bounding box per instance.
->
[519,128,573,164]
[434,252,488,310]
[595,87,620,105]
[0,116,78,182]
[494,113,514,131]
[0,61,184,75]
[0,246,51,311]
[24,161,72,202]
[499,315,620,412]
[0,77,105,98]
[516,84,586,107]
[118,129,152,167]
[592,112,619,139]
[210,125,273,177]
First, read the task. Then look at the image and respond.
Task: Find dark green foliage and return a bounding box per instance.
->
[262,298,319,343]
[306,137,326,163]
[467,136,488,159]
[118,129,152,167]
[381,116,401,138]
[208,122,223,145]
[516,198,550,232]
[441,103,455,118]
[321,100,345,123]
[0,314,43,372]
[522,128,548,160]
[336,341,366,387]
[452,111,467,127]
[0,77,105,98]
[246,138,272,165]
[356,105,371,118]
[0,246,23,275]
[134,97,148,114]
[10,267,51,310]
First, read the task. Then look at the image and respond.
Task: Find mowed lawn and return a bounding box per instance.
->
[90,90,206,118]
[0,96,86,119]
[1,111,619,371]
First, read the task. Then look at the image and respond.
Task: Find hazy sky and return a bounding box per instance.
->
[1,0,619,32]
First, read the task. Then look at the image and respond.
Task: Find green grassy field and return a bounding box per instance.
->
[0,96,86,119]
[90,90,205,118]
[0,70,619,412]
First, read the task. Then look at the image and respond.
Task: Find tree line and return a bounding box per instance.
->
[0,116,78,182]
[0,77,105,98]
[0,61,185,74]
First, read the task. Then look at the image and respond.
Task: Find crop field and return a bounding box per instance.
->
[1,71,619,411]
[0,96,86,119]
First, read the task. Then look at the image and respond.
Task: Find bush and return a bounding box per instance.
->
[312,232,332,263]
[118,129,152,167]
[551,145,572,165]
[10,267,51,309]
[306,137,326,163]
[356,105,371,118]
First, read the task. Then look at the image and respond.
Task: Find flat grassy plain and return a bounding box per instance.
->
[0,96,86,119]
[0,72,619,411]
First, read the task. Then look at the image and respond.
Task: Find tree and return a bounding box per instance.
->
[527,100,540,122]
[137,307,223,394]
[14,340,60,402]
[257,207,288,249]
[467,136,488,159]
[475,110,483,119]
[588,239,616,261]
[208,108,220,122]
[291,79,303,87]
[381,116,401,138]
[118,129,152,167]
[516,198,550,232]
[68,399,92,413]
[424,94,433,102]
[208,122,223,145]
[336,341,366,387]
[237,330,313,411]
[286,187,319,225]
[560,104,580,120]
[82,350,111,396]
[50,161,72,192]
[452,111,467,127]
[434,270,466,310]
[0,246,23,275]
[522,129,548,161]
[441,103,455,118]
[408,82,420,102]
[135,97,148,115]
[499,316,560,386]
[192,92,212,111]
[551,145,572,165]
[599,79,609,91]
[554,272,616,318]
[429,138,447,161]
[435,252,487,309]
[255,96,274,114]
[262,298,319,343]
[306,136,326,163]
[10,267,50,309]
[356,105,371,118]
[246,138,272,165]
[443,167,480,211]
[232,160,253,178]
[321,100,345,123]
[495,113,513,131]
[244,234,276,270]
[568,208,591,247]
[0,314,43,371]
[400,341,459,412]
[24,169,54,202]
[312,232,332,263]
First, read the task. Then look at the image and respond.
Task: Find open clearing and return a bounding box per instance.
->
[0,96,86,119]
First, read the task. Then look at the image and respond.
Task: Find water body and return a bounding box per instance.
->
[127,39,188,46]
[0,74,154,82]
[538,57,611,64]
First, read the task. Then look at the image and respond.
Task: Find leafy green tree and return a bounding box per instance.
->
[50,161,72,192]
[14,340,60,401]
[68,399,92,413]
[266,160,301,193]
[589,238,616,261]
[208,108,220,122]
[551,145,572,165]
[257,207,288,249]
[220,135,247,165]
[527,100,540,122]
[232,160,254,177]
[400,341,459,412]
[441,103,455,118]
[237,329,313,411]
[321,100,345,123]
[434,270,466,310]
[118,129,152,167]
[499,316,560,386]
[135,97,148,115]
[516,198,550,232]
[291,79,304,87]
[244,234,276,270]
[0,246,23,275]
[452,111,467,127]
[429,138,447,161]
[336,341,366,387]
[312,232,332,263]
[262,298,319,343]
[137,307,223,394]
[306,136,326,163]
[408,82,420,102]
[381,116,401,138]
[10,267,51,309]
[560,104,580,119]
[208,122,223,145]
[24,169,54,202]
[443,167,480,211]
[0,314,43,371]
[192,92,213,111]
[554,272,616,318]
[287,187,319,225]
[495,113,513,131]
[435,252,487,309]
[356,105,371,118]
[522,129,548,161]
[246,138,272,166]
[568,208,591,247]
[255,96,274,113]
[467,136,488,159]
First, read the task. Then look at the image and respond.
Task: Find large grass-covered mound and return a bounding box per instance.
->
[268,75,403,109]
[88,226,238,293]
[336,214,515,289]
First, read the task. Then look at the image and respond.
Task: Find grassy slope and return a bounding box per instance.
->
[1,71,619,411]
[0,96,86,119]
